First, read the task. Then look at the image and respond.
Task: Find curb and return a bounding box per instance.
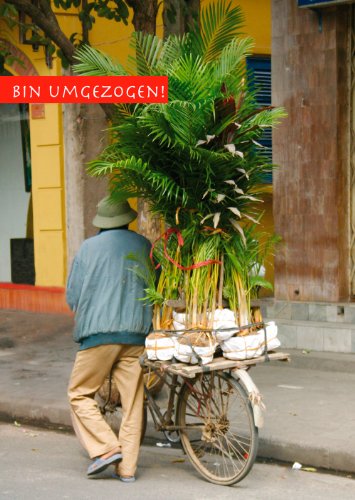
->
[1,398,354,475]
[257,437,355,474]
[274,349,355,374]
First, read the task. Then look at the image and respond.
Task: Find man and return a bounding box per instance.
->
[67,196,152,482]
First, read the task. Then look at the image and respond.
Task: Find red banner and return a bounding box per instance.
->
[0,76,168,104]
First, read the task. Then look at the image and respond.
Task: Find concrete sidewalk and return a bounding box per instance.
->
[0,309,354,475]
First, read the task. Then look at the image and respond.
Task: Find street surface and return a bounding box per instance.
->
[0,423,354,500]
[1,309,355,474]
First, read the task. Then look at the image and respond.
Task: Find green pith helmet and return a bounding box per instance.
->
[92,196,137,229]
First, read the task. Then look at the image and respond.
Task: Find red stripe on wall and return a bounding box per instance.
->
[0,283,72,315]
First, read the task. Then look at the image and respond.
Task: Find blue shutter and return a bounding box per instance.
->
[246,56,272,184]
[298,0,344,7]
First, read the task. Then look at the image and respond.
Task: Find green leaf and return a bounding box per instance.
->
[249,276,273,290]
[73,45,127,76]
[199,1,244,62]
[128,32,163,76]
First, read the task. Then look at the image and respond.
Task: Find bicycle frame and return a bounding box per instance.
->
[144,371,182,432]
[144,368,233,434]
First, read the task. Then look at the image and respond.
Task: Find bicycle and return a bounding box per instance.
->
[97,342,289,486]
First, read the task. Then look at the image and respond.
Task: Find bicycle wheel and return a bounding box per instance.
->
[176,371,258,486]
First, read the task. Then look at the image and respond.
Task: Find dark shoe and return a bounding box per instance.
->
[87,453,122,476]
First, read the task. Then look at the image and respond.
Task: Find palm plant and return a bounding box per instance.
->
[74,0,285,330]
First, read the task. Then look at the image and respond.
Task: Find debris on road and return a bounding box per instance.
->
[292,462,302,470]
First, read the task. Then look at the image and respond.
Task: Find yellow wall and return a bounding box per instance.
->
[3,0,272,287]
[236,0,271,54]
[30,100,66,286]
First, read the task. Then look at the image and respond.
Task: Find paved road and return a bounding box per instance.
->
[0,423,354,500]
[2,309,355,474]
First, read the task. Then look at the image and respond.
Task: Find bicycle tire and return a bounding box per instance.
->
[176,371,258,486]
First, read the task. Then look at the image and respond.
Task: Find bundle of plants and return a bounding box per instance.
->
[174,331,217,365]
[154,225,279,333]
[74,1,285,346]
[154,230,223,331]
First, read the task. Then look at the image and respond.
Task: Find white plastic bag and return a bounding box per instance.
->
[212,308,239,343]
[221,322,280,360]
[145,333,175,361]
[192,343,217,365]
[172,311,186,333]
[174,341,199,364]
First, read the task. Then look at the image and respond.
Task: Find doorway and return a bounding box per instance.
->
[0,74,33,283]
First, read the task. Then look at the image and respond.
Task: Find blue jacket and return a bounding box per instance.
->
[66,229,153,349]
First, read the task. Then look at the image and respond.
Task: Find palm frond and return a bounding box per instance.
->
[167,54,214,101]
[214,37,254,94]
[115,102,136,117]
[128,31,163,75]
[157,34,186,70]
[200,1,244,62]
[249,275,273,290]
[248,107,288,128]
[140,109,176,147]
[73,45,127,76]
[126,251,156,289]
[87,159,117,177]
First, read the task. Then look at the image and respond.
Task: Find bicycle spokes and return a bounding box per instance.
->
[177,372,258,485]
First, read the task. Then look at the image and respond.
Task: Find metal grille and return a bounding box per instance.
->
[350,6,355,295]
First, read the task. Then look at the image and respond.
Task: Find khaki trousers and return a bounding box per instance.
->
[68,344,144,477]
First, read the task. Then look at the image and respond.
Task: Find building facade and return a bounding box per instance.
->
[0,0,273,313]
[266,0,355,352]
